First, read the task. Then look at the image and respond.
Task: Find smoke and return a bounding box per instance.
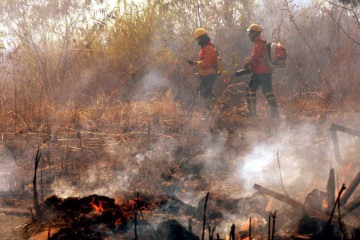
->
[52,166,133,198]
[134,69,169,100]
[0,144,19,192]
[201,131,229,175]
[194,120,347,199]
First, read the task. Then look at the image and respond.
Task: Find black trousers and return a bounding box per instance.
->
[247,73,278,117]
[199,75,217,109]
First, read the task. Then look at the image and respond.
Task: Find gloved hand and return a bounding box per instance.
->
[243,62,251,69]
[187,60,198,66]
[233,68,251,77]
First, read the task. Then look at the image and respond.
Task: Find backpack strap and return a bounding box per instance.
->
[208,42,220,71]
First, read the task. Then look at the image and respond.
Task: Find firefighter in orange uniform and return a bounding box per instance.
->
[187,28,218,110]
[235,24,279,118]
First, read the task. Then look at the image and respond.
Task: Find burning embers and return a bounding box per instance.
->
[23,193,202,239]
[253,168,360,240]
[23,194,157,239]
[22,185,360,240]
[89,198,104,213]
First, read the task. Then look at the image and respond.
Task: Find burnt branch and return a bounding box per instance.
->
[340,172,360,206]
[254,184,332,223]
[326,168,336,215]
[201,192,210,240]
[342,196,360,217]
[229,224,235,240]
[272,211,277,240]
[325,184,346,234]
[33,148,42,220]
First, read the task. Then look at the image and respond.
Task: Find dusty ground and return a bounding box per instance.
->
[0,200,32,240]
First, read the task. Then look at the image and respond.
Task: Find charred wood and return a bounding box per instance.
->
[254,184,359,238]
[195,192,268,221]
[330,126,342,163]
[272,211,277,240]
[268,212,271,240]
[330,123,360,137]
[253,184,331,222]
[330,123,360,163]
[326,168,335,215]
[229,224,235,240]
[33,149,42,220]
[201,192,209,240]
[188,218,192,232]
[135,192,140,240]
[325,184,346,232]
[155,220,200,240]
[340,172,360,206]
[342,196,360,217]
[211,226,216,239]
[249,218,252,240]
[304,189,327,212]
[208,225,211,240]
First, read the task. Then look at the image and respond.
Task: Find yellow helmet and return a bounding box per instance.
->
[193,28,207,40]
[247,24,262,32]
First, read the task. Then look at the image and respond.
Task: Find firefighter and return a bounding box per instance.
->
[235,24,279,118]
[187,28,218,110]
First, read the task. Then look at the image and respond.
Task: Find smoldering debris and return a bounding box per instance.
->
[23,192,198,239]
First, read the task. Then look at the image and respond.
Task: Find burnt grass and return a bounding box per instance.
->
[0,104,359,239]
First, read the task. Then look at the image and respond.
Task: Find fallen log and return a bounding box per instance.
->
[325,168,335,215]
[330,128,342,163]
[342,196,360,217]
[330,123,360,137]
[330,123,360,163]
[253,184,331,222]
[253,184,360,234]
[340,172,360,206]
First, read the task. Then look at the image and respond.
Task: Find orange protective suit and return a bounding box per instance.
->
[197,42,217,76]
[244,36,273,74]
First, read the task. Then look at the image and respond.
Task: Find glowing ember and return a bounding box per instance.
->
[90,198,104,213]
[266,199,273,212]
[322,198,328,210]
[114,218,122,227]
[240,217,260,231]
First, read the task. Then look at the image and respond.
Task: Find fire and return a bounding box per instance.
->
[114,218,122,227]
[341,162,353,187]
[266,199,273,211]
[241,223,249,232]
[240,217,260,231]
[322,198,328,210]
[90,198,104,213]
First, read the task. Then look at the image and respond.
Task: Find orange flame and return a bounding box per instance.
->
[114,218,122,227]
[266,199,273,212]
[240,217,260,232]
[90,199,104,213]
[241,224,249,232]
[322,199,328,210]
